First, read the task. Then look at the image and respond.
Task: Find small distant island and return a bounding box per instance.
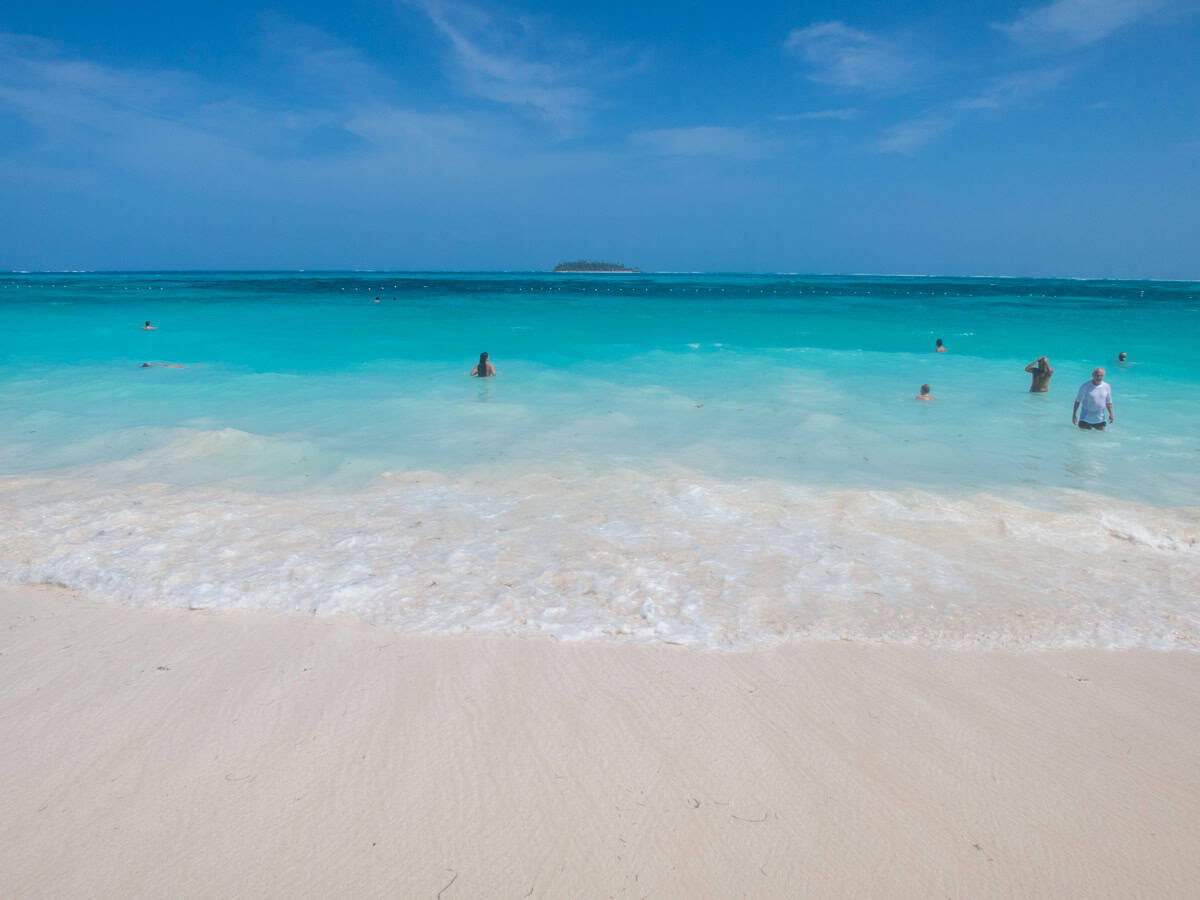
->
[553,260,641,273]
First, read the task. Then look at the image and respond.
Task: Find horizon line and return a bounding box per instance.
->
[3,269,1197,284]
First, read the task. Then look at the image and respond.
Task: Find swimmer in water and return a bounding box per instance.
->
[143,321,157,330]
[141,362,185,368]
[1024,356,1054,392]
[935,338,947,352]
[1073,367,1114,430]
[470,351,496,377]
[916,384,934,400]
[1117,351,1130,365]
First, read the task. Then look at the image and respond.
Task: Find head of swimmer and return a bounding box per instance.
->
[935,338,943,348]
[919,384,931,396]
[1092,367,1105,384]
[1118,352,1127,362]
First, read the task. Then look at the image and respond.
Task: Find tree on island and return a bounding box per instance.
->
[553,260,640,273]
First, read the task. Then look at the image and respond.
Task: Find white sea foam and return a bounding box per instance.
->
[2,461,1196,650]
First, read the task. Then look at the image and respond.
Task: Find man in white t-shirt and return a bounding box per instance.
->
[1073,367,1114,430]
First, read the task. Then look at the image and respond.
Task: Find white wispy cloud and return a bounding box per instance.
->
[0,33,210,147]
[629,126,772,159]
[342,106,485,152]
[996,0,1168,46]
[258,14,396,101]
[784,21,925,92]
[0,27,500,175]
[876,116,953,154]
[405,0,621,131]
[774,108,861,121]
[872,66,1074,154]
[953,67,1073,110]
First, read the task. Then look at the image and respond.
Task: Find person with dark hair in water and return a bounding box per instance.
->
[935,338,947,352]
[470,352,496,378]
[1025,356,1054,392]
[143,321,157,330]
[915,384,934,401]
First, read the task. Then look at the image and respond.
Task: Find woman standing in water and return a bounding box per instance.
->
[470,352,496,377]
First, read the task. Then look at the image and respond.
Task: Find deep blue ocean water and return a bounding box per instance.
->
[2,272,1197,648]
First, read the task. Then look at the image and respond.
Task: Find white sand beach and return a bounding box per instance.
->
[3,582,1199,898]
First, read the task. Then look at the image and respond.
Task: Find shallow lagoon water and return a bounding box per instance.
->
[2,272,1198,648]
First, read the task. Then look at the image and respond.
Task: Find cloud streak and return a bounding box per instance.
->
[952,66,1073,110]
[406,0,616,131]
[0,25,495,167]
[257,14,397,102]
[876,116,953,154]
[629,126,772,159]
[876,67,1073,153]
[996,0,1168,47]
[774,108,861,122]
[784,21,925,93]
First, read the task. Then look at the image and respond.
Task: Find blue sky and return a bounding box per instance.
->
[1,0,1197,276]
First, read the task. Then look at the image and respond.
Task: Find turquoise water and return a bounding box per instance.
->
[1,272,1198,647]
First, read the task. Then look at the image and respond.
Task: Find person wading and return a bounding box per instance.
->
[1073,367,1114,430]
[1025,357,1054,392]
